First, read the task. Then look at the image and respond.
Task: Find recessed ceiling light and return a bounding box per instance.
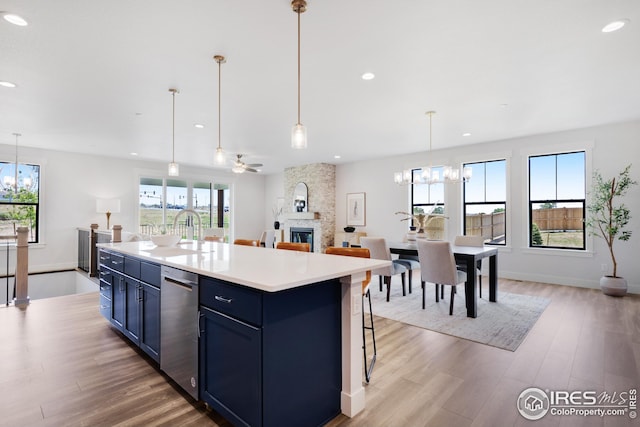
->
[361,72,375,80]
[334,155,341,159]
[602,19,629,33]
[130,152,138,156]
[0,81,17,88]
[194,123,205,129]
[3,14,28,26]
[462,133,471,137]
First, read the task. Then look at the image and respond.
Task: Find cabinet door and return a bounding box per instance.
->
[140,283,160,362]
[200,307,262,427]
[111,272,125,331]
[123,277,141,344]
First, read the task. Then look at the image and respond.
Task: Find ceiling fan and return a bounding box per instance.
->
[232,154,262,173]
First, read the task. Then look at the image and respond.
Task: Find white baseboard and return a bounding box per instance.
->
[499,270,640,295]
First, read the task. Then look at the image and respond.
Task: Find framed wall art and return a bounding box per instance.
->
[346,192,366,226]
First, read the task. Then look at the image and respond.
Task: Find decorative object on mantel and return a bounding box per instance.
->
[293,182,308,212]
[272,204,283,229]
[393,111,472,185]
[586,164,637,296]
[290,0,308,149]
[96,199,121,230]
[167,88,180,176]
[346,192,366,226]
[343,226,355,232]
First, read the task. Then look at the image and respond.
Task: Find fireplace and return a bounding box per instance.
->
[290,227,314,252]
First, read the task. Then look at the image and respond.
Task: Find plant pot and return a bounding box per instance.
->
[600,276,627,297]
[274,221,280,230]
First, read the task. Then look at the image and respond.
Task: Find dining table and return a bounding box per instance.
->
[388,241,498,318]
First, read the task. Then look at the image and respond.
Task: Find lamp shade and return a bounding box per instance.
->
[96,199,121,214]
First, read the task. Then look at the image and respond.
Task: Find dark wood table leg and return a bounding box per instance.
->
[464,256,477,318]
[489,254,498,302]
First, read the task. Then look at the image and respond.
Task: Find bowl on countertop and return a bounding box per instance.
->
[150,234,181,247]
[343,227,356,232]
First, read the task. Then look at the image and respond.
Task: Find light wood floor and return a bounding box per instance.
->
[0,278,638,427]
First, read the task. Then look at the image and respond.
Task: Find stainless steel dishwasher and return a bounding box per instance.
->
[160,265,199,400]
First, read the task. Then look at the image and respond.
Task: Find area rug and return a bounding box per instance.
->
[367,283,550,351]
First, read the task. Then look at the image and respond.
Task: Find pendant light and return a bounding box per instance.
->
[214,55,226,165]
[393,111,472,185]
[291,0,308,149]
[168,88,180,176]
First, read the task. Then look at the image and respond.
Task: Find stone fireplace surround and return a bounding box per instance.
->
[282,164,336,253]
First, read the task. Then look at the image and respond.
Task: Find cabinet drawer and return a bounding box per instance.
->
[200,277,262,326]
[124,257,141,278]
[141,261,161,287]
[99,293,111,320]
[99,268,111,284]
[109,253,124,272]
[99,280,112,298]
[98,249,110,266]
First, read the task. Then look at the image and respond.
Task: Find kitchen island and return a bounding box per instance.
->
[97,240,390,427]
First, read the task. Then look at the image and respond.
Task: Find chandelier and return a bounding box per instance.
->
[394,111,472,185]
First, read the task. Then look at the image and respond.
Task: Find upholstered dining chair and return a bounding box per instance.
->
[203,227,225,242]
[416,239,467,315]
[234,239,260,246]
[276,242,310,252]
[454,234,484,298]
[360,237,407,302]
[394,254,419,294]
[325,246,376,382]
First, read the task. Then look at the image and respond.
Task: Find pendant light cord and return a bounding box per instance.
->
[218,59,222,150]
[13,133,20,192]
[172,90,176,162]
[297,8,301,125]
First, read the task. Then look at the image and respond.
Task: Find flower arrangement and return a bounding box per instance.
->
[395,204,447,234]
[272,205,282,221]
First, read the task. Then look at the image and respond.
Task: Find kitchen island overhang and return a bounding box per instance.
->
[98,240,390,421]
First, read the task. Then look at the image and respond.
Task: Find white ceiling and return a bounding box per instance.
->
[1,0,639,174]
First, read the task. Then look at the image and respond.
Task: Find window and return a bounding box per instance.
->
[139,177,230,241]
[529,151,585,249]
[0,161,40,243]
[463,159,507,245]
[411,167,445,240]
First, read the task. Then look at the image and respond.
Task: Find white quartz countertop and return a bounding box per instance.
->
[98,241,391,292]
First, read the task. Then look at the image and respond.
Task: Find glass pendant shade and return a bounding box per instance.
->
[291,123,307,149]
[168,162,179,176]
[215,147,225,165]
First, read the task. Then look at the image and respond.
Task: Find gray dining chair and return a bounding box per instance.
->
[454,235,484,297]
[360,237,407,302]
[394,254,419,294]
[416,239,467,315]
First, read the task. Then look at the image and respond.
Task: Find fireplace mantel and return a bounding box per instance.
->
[284,212,319,220]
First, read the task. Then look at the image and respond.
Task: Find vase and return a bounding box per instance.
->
[600,276,627,297]
[274,221,280,230]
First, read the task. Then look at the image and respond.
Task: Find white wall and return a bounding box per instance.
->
[265,119,640,293]
[0,145,266,273]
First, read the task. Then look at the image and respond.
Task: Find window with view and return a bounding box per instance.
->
[529,151,586,249]
[0,161,40,243]
[463,159,506,245]
[139,177,230,241]
[411,167,445,240]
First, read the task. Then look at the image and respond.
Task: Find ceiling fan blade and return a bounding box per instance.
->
[245,163,263,167]
[244,167,258,173]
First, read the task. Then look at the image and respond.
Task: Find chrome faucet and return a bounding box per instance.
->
[173,209,202,242]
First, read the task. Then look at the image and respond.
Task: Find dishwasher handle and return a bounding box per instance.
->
[163,275,197,291]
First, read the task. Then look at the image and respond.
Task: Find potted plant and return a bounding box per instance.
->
[586,164,637,296]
